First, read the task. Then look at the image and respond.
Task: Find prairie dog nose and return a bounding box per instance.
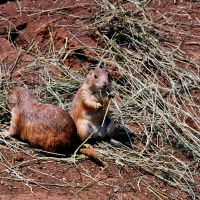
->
[102,82,108,89]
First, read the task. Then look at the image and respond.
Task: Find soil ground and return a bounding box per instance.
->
[0,0,199,199]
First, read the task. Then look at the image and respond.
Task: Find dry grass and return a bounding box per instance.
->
[0,0,199,199]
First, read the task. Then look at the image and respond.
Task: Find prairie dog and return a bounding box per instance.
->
[4,87,80,153]
[71,68,115,142]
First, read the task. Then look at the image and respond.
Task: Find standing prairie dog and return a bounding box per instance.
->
[71,68,115,142]
[3,87,80,153]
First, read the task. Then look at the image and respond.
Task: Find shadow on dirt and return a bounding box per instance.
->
[112,128,134,148]
[80,128,134,149]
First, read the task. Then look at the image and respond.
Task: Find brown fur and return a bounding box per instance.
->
[71,68,115,141]
[4,87,80,153]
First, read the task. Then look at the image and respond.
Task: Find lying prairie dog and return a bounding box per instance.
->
[3,87,80,153]
[71,68,115,142]
[2,87,103,164]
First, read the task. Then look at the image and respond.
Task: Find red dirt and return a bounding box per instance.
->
[0,0,199,199]
[146,0,200,134]
[0,146,189,200]
[147,0,200,63]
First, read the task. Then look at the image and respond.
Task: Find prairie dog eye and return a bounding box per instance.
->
[89,69,94,75]
[94,74,98,79]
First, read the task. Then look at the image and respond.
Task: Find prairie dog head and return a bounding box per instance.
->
[85,68,112,93]
[6,87,37,109]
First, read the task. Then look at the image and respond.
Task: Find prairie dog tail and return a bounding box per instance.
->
[79,148,106,167]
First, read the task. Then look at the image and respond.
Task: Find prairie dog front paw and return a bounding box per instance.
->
[108,92,115,99]
[96,103,103,109]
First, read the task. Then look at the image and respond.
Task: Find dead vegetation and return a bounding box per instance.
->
[0,0,199,199]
